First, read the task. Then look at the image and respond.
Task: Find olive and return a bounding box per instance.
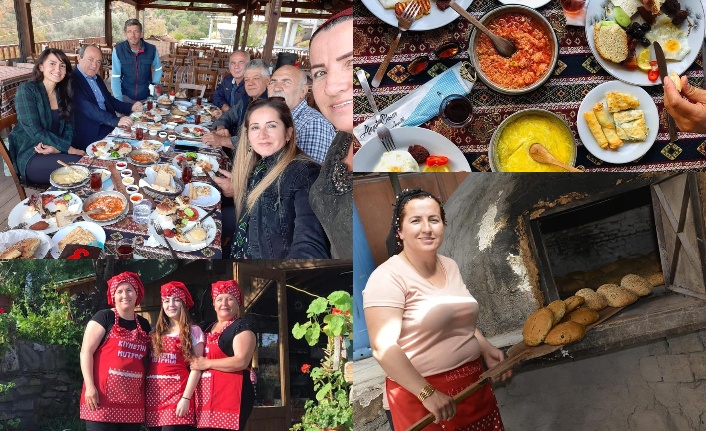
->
[630,21,641,31]
[640,37,651,47]
[633,29,644,38]
[640,22,651,32]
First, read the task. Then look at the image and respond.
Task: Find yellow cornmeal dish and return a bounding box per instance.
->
[496,114,574,172]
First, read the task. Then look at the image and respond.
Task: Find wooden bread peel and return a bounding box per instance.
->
[406,306,627,431]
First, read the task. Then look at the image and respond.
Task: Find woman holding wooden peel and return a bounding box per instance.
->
[363,189,511,431]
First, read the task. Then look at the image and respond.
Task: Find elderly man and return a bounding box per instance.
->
[211,50,250,116]
[111,19,162,102]
[202,59,270,149]
[267,65,335,163]
[72,45,143,151]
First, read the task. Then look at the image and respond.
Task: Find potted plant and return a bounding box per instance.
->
[291,291,353,431]
[0,265,21,313]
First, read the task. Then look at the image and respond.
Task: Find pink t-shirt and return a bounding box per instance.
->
[363,254,481,377]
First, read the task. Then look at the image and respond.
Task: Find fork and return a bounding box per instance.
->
[357,69,397,152]
[371,1,421,88]
[153,220,178,258]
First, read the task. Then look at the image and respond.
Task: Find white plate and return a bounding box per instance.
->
[86,138,133,160]
[147,206,217,252]
[50,221,106,258]
[497,0,550,7]
[0,229,52,258]
[354,126,472,172]
[172,153,218,175]
[576,80,658,164]
[132,112,163,123]
[136,139,165,152]
[183,181,220,207]
[360,0,474,31]
[175,100,193,108]
[150,107,170,115]
[585,0,703,86]
[175,124,211,139]
[8,191,82,234]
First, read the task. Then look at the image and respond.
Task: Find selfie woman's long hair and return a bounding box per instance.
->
[32,48,73,121]
[231,98,303,220]
[152,304,195,362]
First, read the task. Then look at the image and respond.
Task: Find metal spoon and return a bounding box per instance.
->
[448,0,516,58]
[529,144,581,172]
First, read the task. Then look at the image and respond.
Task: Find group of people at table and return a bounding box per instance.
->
[80,271,255,431]
[6,9,354,260]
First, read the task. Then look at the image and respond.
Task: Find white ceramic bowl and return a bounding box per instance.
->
[122,177,135,186]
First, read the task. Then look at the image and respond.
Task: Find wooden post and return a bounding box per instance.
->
[241,9,253,51]
[233,14,243,51]
[14,0,33,61]
[104,0,113,46]
[261,0,283,65]
[276,273,291,426]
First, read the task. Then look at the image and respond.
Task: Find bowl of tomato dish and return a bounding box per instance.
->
[82,191,129,224]
[468,5,558,95]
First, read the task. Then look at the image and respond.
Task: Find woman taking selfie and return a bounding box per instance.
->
[363,189,511,431]
[146,281,205,430]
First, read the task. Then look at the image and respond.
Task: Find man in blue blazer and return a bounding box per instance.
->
[71,45,143,151]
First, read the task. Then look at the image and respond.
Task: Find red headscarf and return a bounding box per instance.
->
[211,280,242,306]
[160,281,194,309]
[310,7,352,45]
[107,271,145,306]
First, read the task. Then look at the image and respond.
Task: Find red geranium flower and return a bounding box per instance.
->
[331,308,342,315]
[0,307,5,314]
[301,363,311,374]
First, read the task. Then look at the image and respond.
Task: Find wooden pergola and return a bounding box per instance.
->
[13,0,350,63]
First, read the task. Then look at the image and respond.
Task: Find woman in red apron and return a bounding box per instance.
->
[146,281,205,431]
[191,280,256,431]
[79,271,151,431]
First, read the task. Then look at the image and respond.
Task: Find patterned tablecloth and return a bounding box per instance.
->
[47,146,225,259]
[0,66,33,121]
[354,0,706,171]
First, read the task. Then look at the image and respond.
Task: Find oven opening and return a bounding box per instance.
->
[529,186,663,302]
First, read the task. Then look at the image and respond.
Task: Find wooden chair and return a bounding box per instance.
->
[176,46,190,56]
[193,58,213,69]
[176,83,206,98]
[160,67,174,94]
[172,55,186,67]
[0,114,50,200]
[194,69,218,98]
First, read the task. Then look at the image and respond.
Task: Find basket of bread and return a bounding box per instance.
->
[141,164,185,199]
[0,230,51,259]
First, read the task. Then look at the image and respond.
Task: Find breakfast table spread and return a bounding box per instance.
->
[353,0,706,172]
[3,98,228,259]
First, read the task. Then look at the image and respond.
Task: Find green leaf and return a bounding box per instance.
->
[291,322,309,339]
[307,297,328,316]
[326,314,346,337]
[315,382,332,401]
[328,290,352,311]
[304,323,320,346]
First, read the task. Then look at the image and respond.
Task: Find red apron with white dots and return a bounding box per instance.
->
[195,320,244,430]
[146,334,195,427]
[80,309,150,423]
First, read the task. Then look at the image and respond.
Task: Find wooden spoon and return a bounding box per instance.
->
[449,0,516,58]
[57,160,83,174]
[529,144,581,172]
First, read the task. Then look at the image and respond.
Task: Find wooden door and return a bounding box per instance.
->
[244,406,287,431]
[651,173,706,298]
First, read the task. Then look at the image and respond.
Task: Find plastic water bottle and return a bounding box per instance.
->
[133,199,152,225]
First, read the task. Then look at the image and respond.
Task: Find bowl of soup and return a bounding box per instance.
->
[489,109,576,172]
[468,5,558,95]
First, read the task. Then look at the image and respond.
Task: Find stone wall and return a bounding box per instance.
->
[353,329,706,431]
[0,339,81,429]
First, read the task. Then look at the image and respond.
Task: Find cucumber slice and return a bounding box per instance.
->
[613,6,631,28]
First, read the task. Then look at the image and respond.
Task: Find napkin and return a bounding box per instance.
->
[143,235,162,248]
[353,62,475,147]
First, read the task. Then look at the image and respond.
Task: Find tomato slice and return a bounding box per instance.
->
[426,155,449,166]
[163,229,175,238]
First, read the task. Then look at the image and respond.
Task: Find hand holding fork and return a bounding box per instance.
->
[371,1,421,88]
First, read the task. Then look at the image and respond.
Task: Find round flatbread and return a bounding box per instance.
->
[575,288,608,311]
[564,295,585,313]
[545,321,586,346]
[596,283,638,308]
[547,300,566,325]
[569,307,600,326]
[620,274,653,297]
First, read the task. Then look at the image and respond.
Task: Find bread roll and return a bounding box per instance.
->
[544,321,586,346]
[575,288,607,311]
[620,274,653,297]
[596,283,638,307]
[564,295,585,313]
[547,300,567,325]
[522,308,554,347]
[569,307,600,325]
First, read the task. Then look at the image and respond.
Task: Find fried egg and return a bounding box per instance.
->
[646,15,690,61]
[374,151,420,172]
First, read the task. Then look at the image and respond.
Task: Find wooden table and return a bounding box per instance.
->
[0,66,33,121]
